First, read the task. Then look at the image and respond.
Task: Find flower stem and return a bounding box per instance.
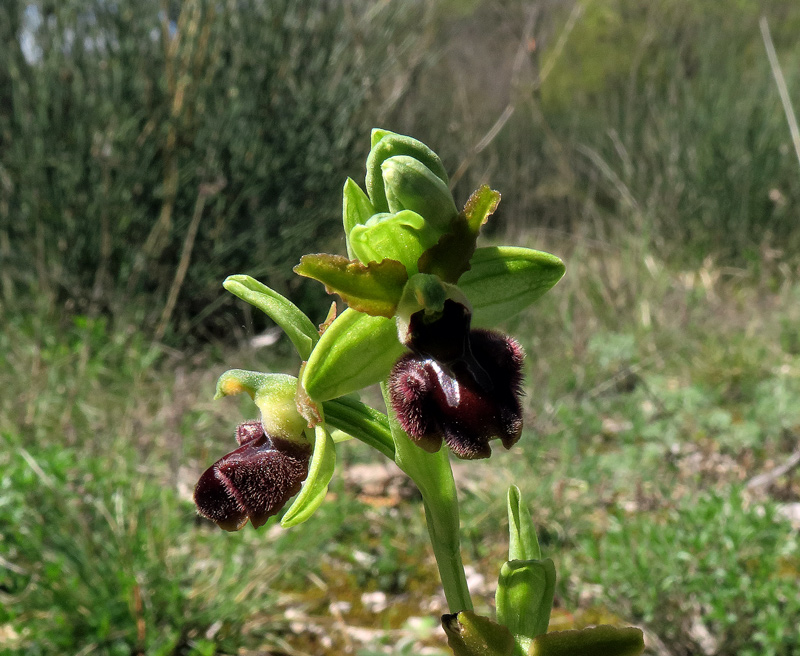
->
[380,383,473,612]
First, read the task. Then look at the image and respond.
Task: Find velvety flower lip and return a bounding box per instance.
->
[389,300,525,459]
[194,420,312,531]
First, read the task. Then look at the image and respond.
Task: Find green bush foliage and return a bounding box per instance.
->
[0,0,426,342]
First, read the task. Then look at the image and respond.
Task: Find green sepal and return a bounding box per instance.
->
[281,423,336,528]
[223,275,318,360]
[418,185,501,283]
[214,370,307,443]
[442,611,516,656]
[459,247,565,328]
[322,396,395,460]
[350,209,442,273]
[528,625,645,656]
[302,308,406,402]
[496,559,556,649]
[343,177,376,259]
[366,129,449,212]
[382,155,458,231]
[507,486,541,561]
[294,253,408,318]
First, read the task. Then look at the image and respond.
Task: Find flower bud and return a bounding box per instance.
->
[382,155,458,231]
[194,421,311,531]
[349,209,443,273]
[366,129,449,213]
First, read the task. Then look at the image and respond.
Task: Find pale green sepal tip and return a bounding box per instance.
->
[460,247,566,328]
[496,559,556,644]
[343,177,375,260]
[507,486,542,561]
[223,275,318,360]
[302,308,405,402]
[281,423,336,528]
[214,370,307,441]
[371,128,391,148]
[529,625,645,656]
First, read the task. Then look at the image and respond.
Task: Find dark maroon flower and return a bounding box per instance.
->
[389,300,524,459]
[194,420,311,531]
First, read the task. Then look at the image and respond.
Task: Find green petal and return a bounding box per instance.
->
[529,626,645,656]
[223,275,318,360]
[294,254,408,318]
[343,177,375,259]
[459,247,565,327]
[350,209,442,273]
[302,308,405,402]
[281,424,336,528]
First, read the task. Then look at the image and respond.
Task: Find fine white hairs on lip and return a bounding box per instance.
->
[429,359,460,408]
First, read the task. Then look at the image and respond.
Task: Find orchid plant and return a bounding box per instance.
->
[193,129,645,656]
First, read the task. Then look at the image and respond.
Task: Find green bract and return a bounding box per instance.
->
[442,611,515,656]
[528,626,645,656]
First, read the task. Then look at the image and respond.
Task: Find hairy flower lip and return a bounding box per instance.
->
[389,326,524,460]
[194,421,312,531]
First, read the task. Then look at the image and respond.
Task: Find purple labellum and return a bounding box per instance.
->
[389,328,524,459]
[194,421,311,531]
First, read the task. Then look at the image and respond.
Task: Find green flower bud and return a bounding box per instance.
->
[382,155,459,231]
[366,129,449,213]
[496,559,556,648]
[349,209,443,273]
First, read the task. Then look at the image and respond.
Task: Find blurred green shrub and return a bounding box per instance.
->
[0,0,428,343]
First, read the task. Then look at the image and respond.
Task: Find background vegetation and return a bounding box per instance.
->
[2,1,799,655]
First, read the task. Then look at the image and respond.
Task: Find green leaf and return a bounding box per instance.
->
[496,559,556,647]
[442,611,516,656]
[528,625,645,656]
[223,275,318,360]
[507,486,541,561]
[281,424,336,528]
[294,254,408,318]
[343,177,376,259]
[322,396,395,459]
[459,247,565,328]
[302,308,406,402]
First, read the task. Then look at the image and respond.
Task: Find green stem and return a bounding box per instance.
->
[380,383,473,613]
[322,397,395,460]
